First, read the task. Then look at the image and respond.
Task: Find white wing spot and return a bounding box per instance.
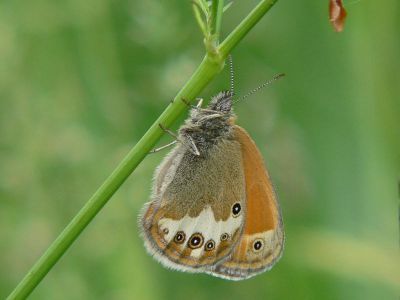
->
[158,206,243,258]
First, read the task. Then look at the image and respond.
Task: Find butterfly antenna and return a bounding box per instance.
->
[232,73,285,104]
[228,54,235,96]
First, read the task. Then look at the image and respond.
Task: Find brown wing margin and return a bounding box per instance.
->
[207,125,284,280]
[236,126,278,234]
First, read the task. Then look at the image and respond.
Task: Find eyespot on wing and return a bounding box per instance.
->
[140,139,247,272]
[207,126,284,280]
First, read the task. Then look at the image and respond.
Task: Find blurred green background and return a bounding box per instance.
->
[1,0,399,299]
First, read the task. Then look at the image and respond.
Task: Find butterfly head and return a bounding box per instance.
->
[207,90,233,113]
[189,90,234,123]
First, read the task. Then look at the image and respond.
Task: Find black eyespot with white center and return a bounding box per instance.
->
[220,233,230,241]
[188,233,204,249]
[252,239,264,252]
[163,228,169,235]
[174,231,186,244]
[205,239,216,251]
[232,202,242,217]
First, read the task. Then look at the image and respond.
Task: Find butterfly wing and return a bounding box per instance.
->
[140,138,246,272]
[207,126,284,280]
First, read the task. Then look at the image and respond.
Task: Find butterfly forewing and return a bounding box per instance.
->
[140,138,247,271]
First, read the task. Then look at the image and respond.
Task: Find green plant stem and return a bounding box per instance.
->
[7,0,279,299]
[219,0,278,57]
[211,0,224,37]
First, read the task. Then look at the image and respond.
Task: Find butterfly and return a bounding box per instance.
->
[139,66,284,280]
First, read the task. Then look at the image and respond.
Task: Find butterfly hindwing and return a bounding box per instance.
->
[207,126,284,280]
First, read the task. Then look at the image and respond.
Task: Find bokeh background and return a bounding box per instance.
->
[1,0,399,299]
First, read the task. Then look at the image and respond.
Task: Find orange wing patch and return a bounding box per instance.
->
[208,126,284,280]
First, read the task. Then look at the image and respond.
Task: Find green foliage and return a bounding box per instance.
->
[5,0,280,298]
[0,0,399,299]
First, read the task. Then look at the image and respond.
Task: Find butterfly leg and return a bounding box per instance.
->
[151,125,199,155]
[158,123,179,139]
[181,97,220,114]
[149,140,178,154]
[180,132,200,156]
[195,98,204,108]
[181,97,204,109]
[148,124,179,154]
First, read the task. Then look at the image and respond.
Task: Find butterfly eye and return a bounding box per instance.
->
[252,239,264,252]
[174,231,186,244]
[232,203,242,217]
[204,239,216,251]
[220,233,230,241]
[188,233,204,249]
